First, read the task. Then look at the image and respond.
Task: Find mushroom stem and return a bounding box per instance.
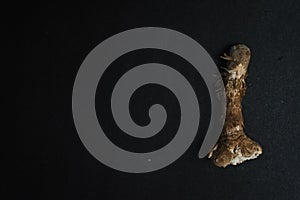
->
[208,44,263,167]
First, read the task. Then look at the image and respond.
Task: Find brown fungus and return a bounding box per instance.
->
[208,44,263,167]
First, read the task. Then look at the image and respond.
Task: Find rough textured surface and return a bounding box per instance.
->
[208,44,263,167]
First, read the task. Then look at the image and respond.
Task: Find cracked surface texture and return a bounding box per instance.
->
[208,44,263,167]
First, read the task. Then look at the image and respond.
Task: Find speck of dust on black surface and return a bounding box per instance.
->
[15,1,300,200]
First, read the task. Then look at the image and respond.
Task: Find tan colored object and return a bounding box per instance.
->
[208,44,262,167]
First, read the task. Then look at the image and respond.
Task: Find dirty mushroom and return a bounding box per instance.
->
[208,44,263,167]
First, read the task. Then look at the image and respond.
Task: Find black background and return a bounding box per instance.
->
[16,1,299,199]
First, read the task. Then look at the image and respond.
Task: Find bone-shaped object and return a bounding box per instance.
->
[208,44,263,167]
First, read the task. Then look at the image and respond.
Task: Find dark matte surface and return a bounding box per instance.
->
[16,1,299,199]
